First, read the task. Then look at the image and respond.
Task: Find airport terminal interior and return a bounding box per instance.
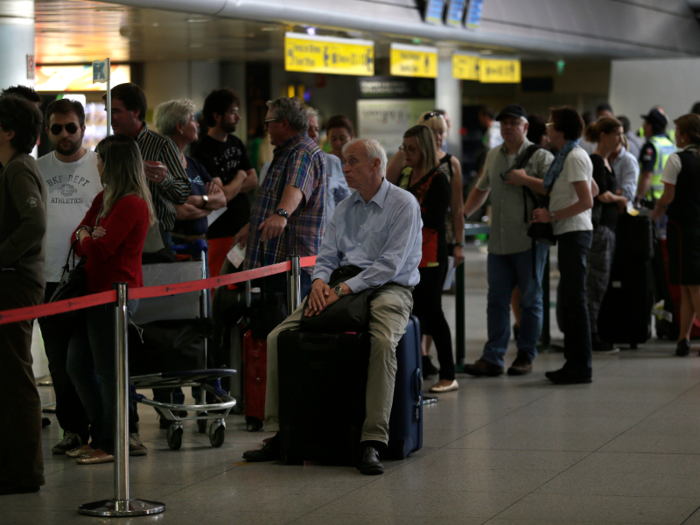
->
[4,0,700,523]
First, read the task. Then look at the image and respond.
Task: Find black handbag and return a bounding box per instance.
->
[299,265,375,332]
[48,209,102,318]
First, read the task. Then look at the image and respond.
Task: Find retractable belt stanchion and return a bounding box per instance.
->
[287,255,302,312]
[79,283,165,517]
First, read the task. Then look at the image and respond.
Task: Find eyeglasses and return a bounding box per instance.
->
[399,145,419,154]
[50,123,79,135]
[423,112,439,121]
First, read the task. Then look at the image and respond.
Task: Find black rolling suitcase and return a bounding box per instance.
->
[598,213,654,348]
[278,330,371,464]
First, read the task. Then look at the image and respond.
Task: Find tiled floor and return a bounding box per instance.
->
[6,247,700,524]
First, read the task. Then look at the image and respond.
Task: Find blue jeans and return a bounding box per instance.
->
[557,230,593,377]
[483,243,549,367]
[67,300,140,455]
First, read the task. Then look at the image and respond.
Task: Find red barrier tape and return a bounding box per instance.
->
[0,256,317,326]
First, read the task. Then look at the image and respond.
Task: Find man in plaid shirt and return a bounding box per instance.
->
[233,97,326,298]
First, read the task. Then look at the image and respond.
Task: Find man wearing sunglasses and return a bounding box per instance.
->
[36,98,101,456]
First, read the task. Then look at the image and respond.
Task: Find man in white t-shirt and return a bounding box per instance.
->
[36,99,101,455]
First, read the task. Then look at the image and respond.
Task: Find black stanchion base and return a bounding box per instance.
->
[79,499,165,517]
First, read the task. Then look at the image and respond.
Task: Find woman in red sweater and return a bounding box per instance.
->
[66,135,155,464]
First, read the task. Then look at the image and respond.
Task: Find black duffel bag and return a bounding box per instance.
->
[300,265,375,333]
[129,318,212,375]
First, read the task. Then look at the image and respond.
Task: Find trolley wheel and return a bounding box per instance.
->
[197,418,208,434]
[209,421,225,448]
[167,426,183,451]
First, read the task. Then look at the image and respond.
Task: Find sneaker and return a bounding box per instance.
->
[66,444,93,458]
[463,359,504,377]
[507,354,533,376]
[421,356,439,378]
[52,431,83,455]
[592,340,620,354]
[129,433,148,456]
[677,339,691,357]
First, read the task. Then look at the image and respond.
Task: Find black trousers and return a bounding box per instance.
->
[37,282,90,443]
[557,231,593,377]
[412,262,455,381]
[0,273,45,487]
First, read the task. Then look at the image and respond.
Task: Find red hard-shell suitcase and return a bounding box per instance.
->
[243,330,267,431]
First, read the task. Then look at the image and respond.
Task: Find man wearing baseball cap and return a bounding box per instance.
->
[463,104,554,377]
[637,108,676,202]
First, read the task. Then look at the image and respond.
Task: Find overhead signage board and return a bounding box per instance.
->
[390,43,438,79]
[478,57,521,83]
[424,0,446,24]
[466,0,484,28]
[358,76,435,99]
[452,53,479,81]
[284,33,374,76]
[446,0,468,27]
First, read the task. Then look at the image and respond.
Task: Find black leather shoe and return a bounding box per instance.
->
[677,339,691,357]
[356,444,384,475]
[243,434,280,462]
[545,368,592,385]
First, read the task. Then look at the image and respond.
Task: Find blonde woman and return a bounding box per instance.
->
[396,125,458,393]
[66,135,155,464]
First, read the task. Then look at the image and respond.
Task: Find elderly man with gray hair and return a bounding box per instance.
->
[243,138,423,476]
[233,96,327,299]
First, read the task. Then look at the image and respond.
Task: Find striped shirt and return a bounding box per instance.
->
[135,124,191,231]
[244,132,326,272]
[476,139,554,255]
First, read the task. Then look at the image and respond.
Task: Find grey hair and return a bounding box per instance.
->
[266,97,308,132]
[305,106,319,120]
[155,98,196,137]
[342,138,388,176]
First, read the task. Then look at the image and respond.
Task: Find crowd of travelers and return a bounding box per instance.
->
[1,80,699,492]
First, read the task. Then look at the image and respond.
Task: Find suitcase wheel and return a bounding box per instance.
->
[210,420,226,447]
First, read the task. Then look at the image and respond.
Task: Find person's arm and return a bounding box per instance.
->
[0,166,47,268]
[637,170,653,199]
[175,203,210,221]
[450,157,465,265]
[463,187,489,218]
[532,180,593,223]
[650,183,676,221]
[637,142,656,199]
[156,141,191,205]
[214,169,255,202]
[344,198,423,294]
[306,212,342,315]
[187,182,227,210]
[617,155,639,202]
[386,151,405,185]
[78,197,147,263]
[257,185,304,241]
[505,169,547,194]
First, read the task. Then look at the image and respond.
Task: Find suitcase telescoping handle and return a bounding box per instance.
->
[412,369,423,401]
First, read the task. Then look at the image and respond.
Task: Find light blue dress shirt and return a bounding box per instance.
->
[324,153,352,221]
[611,147,639,202]
[312,177,423,293]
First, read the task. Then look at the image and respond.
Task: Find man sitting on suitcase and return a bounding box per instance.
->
[242,138,423,475]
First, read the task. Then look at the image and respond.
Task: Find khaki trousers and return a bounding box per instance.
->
[264,283,413,444]
[0,274,45,487]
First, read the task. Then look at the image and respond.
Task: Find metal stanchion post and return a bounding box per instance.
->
[287,255,302,313]
[79,283,165,517]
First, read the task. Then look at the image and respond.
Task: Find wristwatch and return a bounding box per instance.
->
[333,284,344,298]
[275,208,289,220]
[201,195,209,209]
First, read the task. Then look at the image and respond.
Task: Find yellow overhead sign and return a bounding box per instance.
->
[390,43,438,79]
[285,33,374,76]
[452,53,479,81]
[478,58,521,83]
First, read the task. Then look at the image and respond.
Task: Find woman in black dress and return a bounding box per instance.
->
[651,113,700,356]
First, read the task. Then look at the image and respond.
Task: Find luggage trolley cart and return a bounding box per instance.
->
[129,240,237,450]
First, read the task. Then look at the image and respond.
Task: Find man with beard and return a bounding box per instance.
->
[36,98,101,455]
[192,88,257,277]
